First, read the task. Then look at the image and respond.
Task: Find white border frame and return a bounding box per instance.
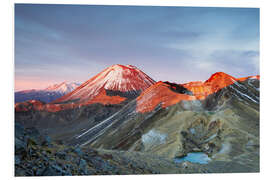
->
[1,0,270,180]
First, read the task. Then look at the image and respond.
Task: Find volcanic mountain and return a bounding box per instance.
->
[15,64,156,138]
[136,81,195,113]
[15,82,80,103]
[53,64,156,105]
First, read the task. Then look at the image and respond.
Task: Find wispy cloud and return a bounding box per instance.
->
[15,5,259,90]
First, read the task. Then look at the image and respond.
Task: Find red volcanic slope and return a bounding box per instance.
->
[54,64,155,104]
[15,100,79,113]
[83,89,126,105]
[15,92,126,113]
[136,81,196,113]
[182,73,260,100]
[136,72,260,113]
[182,72,237,100]
[15,100,46,112]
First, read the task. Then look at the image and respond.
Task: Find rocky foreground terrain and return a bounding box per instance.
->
[15,122,258,176]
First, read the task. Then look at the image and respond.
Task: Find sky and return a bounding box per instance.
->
[15,4,259,91]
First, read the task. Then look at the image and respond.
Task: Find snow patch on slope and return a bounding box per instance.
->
[45,82,80,94]
[231,86,259,104]
[142,129,167,150]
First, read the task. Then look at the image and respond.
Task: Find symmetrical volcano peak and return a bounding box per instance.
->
[99,64,155,91]
[53,64,156,104]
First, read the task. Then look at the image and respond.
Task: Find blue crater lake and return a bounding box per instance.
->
[174,152,211,164]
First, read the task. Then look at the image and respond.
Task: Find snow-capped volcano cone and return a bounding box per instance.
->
[53,64,156,104]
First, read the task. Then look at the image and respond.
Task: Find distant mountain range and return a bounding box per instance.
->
[15,82,80,103]
[15,64,260,174]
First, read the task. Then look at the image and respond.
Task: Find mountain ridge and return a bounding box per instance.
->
[15,82,80,103]
[15,68,259,113]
